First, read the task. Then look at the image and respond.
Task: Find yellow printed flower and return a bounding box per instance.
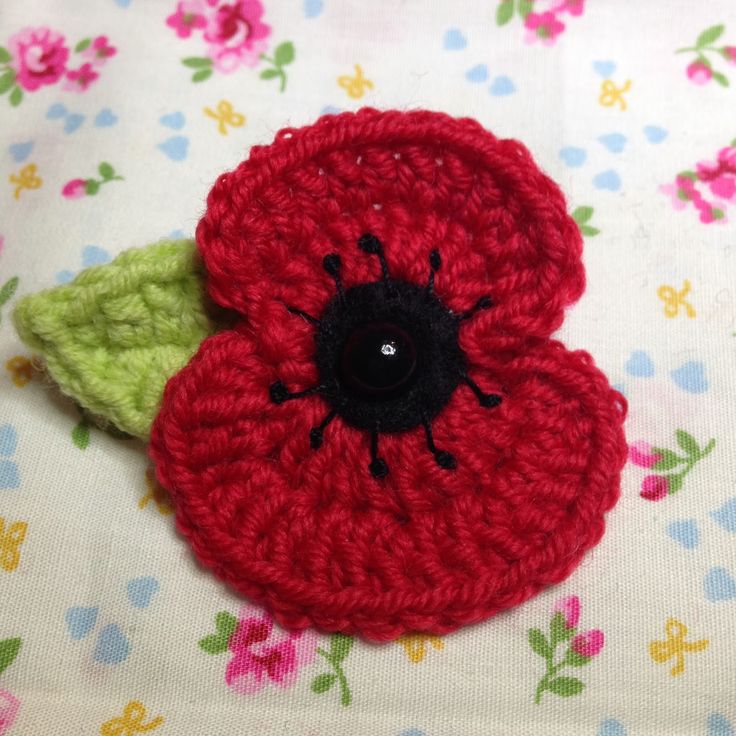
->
[0,517,27,573]
[139,469,174,515]
[6,356,35,387]
[649,618,708,676]
[100,700,164,736]
[338,64,374,99]
[396,633,444,663]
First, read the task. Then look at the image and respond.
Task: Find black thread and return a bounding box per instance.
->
[461,372,503,408]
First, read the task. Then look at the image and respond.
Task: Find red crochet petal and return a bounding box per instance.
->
[150,331,627,641]
[196,108,584,342]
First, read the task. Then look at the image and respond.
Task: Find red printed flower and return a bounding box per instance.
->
[7,27,69,92]
[61,178,87,199]
[553,595,581,629]
[687,60,713,85]
[640,474,669,501]
[64,62,99,92]
[166,0,208,38]
[150,109,628,640]
[82,35,117,65]
[571,628,604,657]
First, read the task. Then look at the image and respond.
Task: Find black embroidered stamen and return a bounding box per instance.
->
[272,233,501,479]
[323,253,345,302]
[358,233,392,287]
[309,409,337,449]
[287,306,321,326]
[461,372,503,408]
[427,249,441,295]
[422,416,456,470]
[457,296,493,321]
[269,381,325,404]
[369,427,389,478]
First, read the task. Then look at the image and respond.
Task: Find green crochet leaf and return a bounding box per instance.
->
[13,239,214,439]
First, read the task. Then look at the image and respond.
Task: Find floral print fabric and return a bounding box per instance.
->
[1,1,735,734]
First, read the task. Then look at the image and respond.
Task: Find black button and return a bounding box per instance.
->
[339,322,417,399]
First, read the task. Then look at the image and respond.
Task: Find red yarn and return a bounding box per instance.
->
[150,108,628,641]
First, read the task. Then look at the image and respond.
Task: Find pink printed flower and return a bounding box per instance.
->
[61,179,87,199]
[687,60,713,85]
[659,182,688,211]
[64,62,99,91]
[166,0,208,38]
[571,629,604,657]
[0,689,20,736]
[524,11,565,45]
[224,605,316,694]
[640,474,669,501]
[563,0,585,16]
[723,46,736,65]
[82,35,117,65]
[7,26,69,92]
[204,0,271,73]
[553,595,580,629]
[628,441,662,468]
[717,146,736,167]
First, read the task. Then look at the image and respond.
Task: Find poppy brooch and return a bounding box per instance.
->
[14,108,627,641]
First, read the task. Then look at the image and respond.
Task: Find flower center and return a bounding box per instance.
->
[269,234,502,478]
[339,321,417,399]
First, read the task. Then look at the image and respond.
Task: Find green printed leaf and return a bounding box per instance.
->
[712,71,730,87]
[198,633,230,654]
[215,611,238,638]
[13,239,215,439]
[562,648,591,667]
[9,85,22,106]
[675,430,700,458]
[666,473,683,495]
[580,225,600,237]
[330,633,354,662]
[192,68,213,83]
[677,170,698,181]
[98,162,115,180]
[260,68,280,80]
[547,676,585,697]
[0,638,21,675]
[496,0,514,25]
[274,41,295,66]
[0,69,15,95]
[550,612,574,646]
[518,0,533,18]
[312,673,337,693]
[712,207,725,219]
[572,206,594,224]
[696,24,725,48]
[0,276,19,307]
[85,179,100,196]
[75,38,92,52]
[182,56,212,68]
[652,448,683,471]
[528,628,551,659]
[701,438,716,456]
[71,421,90,449]
[0,46,11,63]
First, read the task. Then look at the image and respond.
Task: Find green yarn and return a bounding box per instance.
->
[13,239,214,439]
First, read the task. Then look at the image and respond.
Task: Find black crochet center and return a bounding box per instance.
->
[316,280,464,432]
[270,233,501,478]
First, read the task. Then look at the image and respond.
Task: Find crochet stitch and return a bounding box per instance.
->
[13,239,214,438]
[150,108,628,640]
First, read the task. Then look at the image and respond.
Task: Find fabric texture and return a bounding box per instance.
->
[1,0,736,734]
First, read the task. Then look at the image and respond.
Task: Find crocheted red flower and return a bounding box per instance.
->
[150,108,627,641]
